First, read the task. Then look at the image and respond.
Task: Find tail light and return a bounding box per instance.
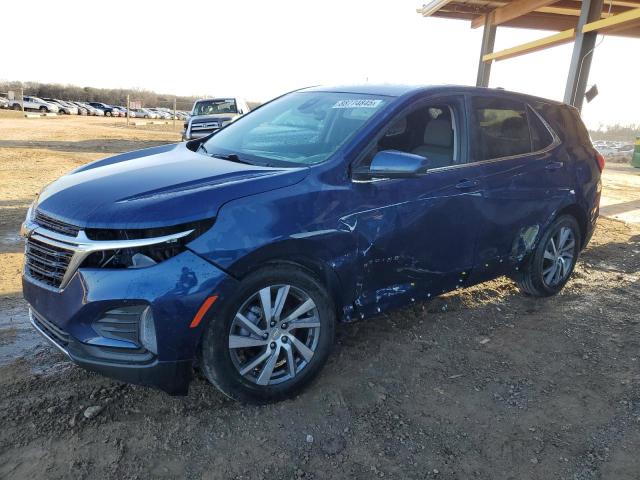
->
[595,152,605,172]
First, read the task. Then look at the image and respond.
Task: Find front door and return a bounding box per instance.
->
[346,95,483,315]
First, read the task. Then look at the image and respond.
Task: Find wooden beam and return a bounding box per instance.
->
[582,6,640,32]
[482,28,576,61]
[471,0,560,27]
[417,0,456,17]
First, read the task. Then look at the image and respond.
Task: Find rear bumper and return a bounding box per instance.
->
[23,249,239,395]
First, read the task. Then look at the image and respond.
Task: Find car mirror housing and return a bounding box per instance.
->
[354,150,429,180]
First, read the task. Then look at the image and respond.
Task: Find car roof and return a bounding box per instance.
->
[298,84,565,106]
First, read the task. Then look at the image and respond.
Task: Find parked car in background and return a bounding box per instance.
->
[130,108,158,119]
[75,104,89,116]
[74,102,104,116]
[88,102,118,117]
[0,97,8,109]
[21,85,603,403]
[9,96,60,113]
[182,97,250,140]
[42,98,79,115]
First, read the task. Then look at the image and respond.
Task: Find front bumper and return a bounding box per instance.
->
[23,249,239,395]
[30,308,193,394]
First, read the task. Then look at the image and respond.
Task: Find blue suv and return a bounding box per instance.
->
[21,85,603,402]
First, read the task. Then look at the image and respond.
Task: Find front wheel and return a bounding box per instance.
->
[200,265,335,403]
[516,215,581,297]
[39,106,47,113]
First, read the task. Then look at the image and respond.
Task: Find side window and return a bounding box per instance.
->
[360,102,458,169]
[528,108,554,151]
[472,97,531,161]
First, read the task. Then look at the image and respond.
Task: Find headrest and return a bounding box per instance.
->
[423,119,453,147]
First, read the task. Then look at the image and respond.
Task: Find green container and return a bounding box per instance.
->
[633,136,640,168]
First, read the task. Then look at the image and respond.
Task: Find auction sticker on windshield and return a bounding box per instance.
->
[332,99,383,109]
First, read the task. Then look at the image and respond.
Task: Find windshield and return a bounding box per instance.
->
[201,92,389,166]
[193,99,238,116]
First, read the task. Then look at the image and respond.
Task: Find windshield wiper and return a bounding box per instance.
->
[210,152,254,165]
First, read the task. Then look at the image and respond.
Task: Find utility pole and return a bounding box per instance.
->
[20,87,24,113]
[173,97,177,129]
[126,94,130,127]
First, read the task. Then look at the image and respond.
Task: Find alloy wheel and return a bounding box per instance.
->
[228,284,321,386]
[541,226,575,287]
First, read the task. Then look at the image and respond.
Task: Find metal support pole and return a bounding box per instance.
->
[476,13,497,87]
[20,87,24,113]
[563,0,604,110]
[126,94,130,126]
[173,97,176,130]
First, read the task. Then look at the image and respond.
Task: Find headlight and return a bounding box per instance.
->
[80,218,215,270]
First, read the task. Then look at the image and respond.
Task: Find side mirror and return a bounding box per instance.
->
[354,150,429,180]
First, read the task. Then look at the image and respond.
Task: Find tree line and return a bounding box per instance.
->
[588,124,639,142]
[0,80,200,110]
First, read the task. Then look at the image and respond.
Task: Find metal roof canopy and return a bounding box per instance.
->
[417,0,640,109]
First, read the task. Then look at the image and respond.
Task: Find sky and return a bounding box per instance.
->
[2,0,638,129]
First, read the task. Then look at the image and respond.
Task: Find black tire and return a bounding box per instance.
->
[39,106,47,113]
[516,215,581,297]
[106,111,112,117]
[12,104,21,111]
[200,265,336,403]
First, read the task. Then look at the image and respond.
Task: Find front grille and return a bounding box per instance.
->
[35,211,80,237]
[25,237,73,288]
[32,310,69,347]
[191,122,219,131]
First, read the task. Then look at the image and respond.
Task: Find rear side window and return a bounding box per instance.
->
[472,97,532,160]
[528,108,554,151]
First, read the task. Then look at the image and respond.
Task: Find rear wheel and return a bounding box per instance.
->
[201,265,335,403]
[12,104,21,111]
[106,111,112,117]
[516,215,581,297]
[39,106,47,113]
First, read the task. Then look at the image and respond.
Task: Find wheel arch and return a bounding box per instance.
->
[223,239,355,322]
[235,256,345,319]
[555,203,588,249]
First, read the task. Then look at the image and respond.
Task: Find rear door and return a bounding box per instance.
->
[466,95,574,280]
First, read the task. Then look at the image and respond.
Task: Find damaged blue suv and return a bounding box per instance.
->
[21,85,603,402]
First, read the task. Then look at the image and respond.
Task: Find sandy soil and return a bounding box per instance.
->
[0,117,639,480]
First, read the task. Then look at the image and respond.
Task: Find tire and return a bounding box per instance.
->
[12,104,21,111]
[200,265,336,403]
[39,106,47,113]
[516,215,581,297]
[106,111,112,117]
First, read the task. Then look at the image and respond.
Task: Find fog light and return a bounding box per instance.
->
[140,306,157,354]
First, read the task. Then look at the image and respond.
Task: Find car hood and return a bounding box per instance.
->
[35,143,308,229]
[189,113,239,123]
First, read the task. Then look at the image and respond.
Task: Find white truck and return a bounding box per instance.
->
[182,97,250,141]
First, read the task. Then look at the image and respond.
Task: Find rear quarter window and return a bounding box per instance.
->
[533,103,591,147]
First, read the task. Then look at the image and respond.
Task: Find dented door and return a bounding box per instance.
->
[344,165,484,314]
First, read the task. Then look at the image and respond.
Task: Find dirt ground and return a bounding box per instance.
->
[0,116,639,480]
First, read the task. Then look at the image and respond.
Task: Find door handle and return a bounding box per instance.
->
[545,161,564,171]
[455,179,479,190]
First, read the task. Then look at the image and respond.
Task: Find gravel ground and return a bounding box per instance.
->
[0,116,639,479]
